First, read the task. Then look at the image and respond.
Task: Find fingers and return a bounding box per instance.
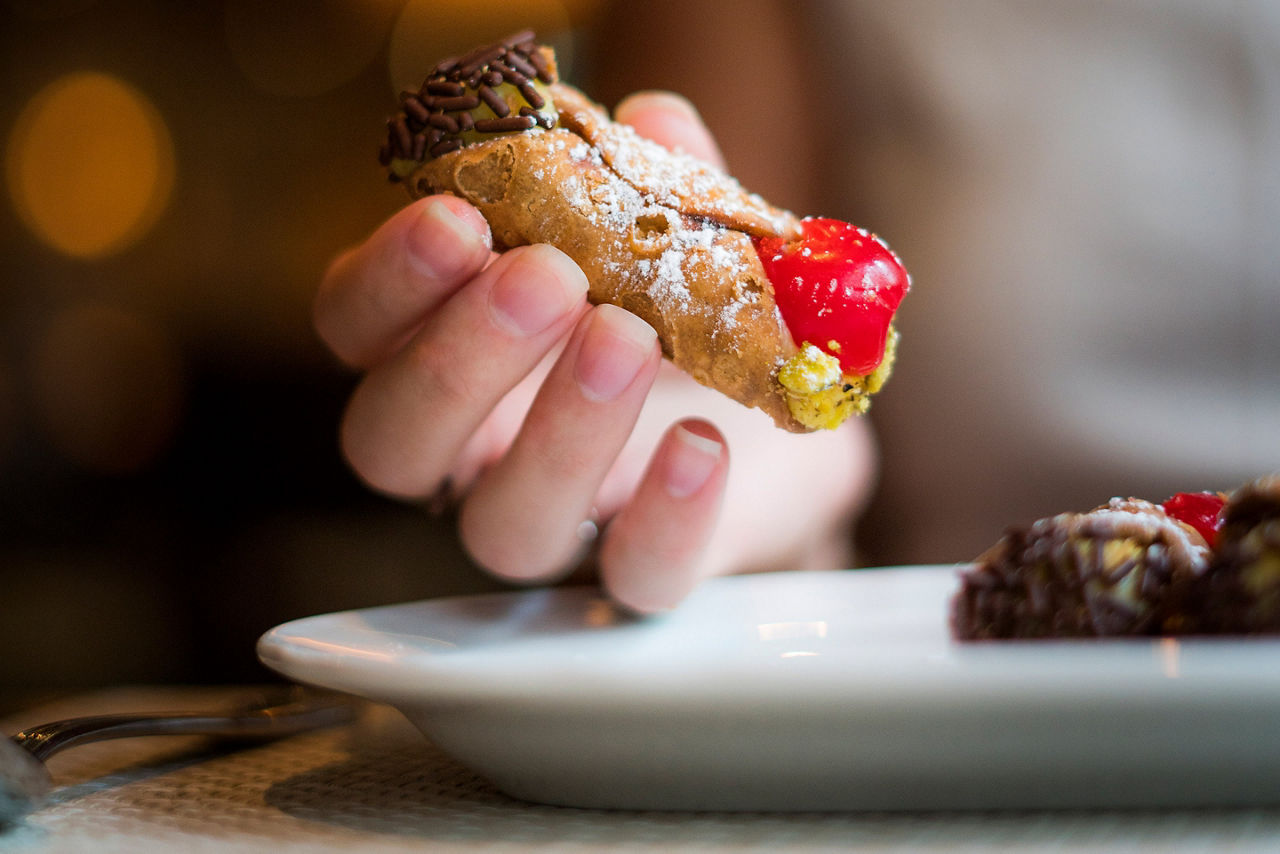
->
[614,91,726,169]
[340,244,589,499]
[459,304,661,581]
[599,419,729,614]
[315,195,492,368]
[322,92,740,610]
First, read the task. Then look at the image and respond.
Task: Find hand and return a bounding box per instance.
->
[314,92,876,612]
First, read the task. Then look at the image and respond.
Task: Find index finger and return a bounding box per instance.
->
[315,194,492,369]
[613,91,726,169]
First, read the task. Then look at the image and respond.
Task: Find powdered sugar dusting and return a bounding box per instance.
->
[551,83,800,239]
[597,121,796,237]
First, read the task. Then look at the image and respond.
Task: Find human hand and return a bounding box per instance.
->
[314,92,876,613]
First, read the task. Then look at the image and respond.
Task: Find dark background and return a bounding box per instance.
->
[0,0,619,709]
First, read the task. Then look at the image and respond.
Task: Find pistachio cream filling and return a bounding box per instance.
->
[777,328,898,430]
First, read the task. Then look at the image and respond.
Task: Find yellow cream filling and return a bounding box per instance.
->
[777,328,898,430]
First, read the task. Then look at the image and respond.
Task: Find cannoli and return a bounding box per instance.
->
[377,32,910,432]
[951,498,1213,640]
[1191,475,1280,633]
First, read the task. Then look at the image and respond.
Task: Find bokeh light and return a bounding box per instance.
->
[225,0,402,97]
[388,0,586,93]
[5,72,174,259]
[30,302,185,475]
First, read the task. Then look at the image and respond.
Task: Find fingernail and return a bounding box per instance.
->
[663,423,723,499]
[489,247,588,336]
[615,91,701,124]
[407,198,490,280]
[575,306,657,402]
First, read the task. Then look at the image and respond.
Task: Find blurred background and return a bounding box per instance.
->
[0,0,613,710]
[3,0,1278,711]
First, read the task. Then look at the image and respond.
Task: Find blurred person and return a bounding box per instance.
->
[587,0,1280,564]
[316,0,1280,612]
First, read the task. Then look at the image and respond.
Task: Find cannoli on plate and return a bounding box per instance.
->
[377,31,910,432]
[953,476,1280,639]
[1192,475,1280,633]
[951,498,1213,640]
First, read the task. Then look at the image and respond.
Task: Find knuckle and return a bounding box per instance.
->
[534,442,597,484]
[407,337,484,411]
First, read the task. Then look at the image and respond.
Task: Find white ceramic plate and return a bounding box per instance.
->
[258,566,1280,811]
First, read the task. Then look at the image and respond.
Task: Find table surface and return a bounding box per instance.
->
[4,686,1280,853]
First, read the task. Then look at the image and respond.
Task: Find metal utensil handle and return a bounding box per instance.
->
[12,691,356,763]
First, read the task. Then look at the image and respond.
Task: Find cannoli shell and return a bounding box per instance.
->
[399,85,812,431]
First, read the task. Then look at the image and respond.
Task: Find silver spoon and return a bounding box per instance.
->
[0,687,357,827]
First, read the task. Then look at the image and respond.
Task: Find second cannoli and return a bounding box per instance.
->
[952,498,1213,640]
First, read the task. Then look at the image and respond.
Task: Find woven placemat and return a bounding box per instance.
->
[4,687,1280,853]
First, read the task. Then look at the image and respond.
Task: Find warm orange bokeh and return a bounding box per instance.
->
[6,71,174,259]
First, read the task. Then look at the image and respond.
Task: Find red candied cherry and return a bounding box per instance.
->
[1162,491,1226,546]
[753,217,910,376]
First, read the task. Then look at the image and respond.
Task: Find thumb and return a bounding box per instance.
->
[613,91,726,170]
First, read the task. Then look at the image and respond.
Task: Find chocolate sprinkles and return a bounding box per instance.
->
[457,44,506,78]
[391,116,411,157]
[478,84,510,117]
[517,81,544,108]
[401,96,430,123]
[504,51,538,79]
[434,95,481,112]
[382,31,560,177]
[426,80,464,96]
[527,49,552,81]
[429,138,462,157]
[518,106,555,129]
[474,115,535,133]
[427,113,459,133]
